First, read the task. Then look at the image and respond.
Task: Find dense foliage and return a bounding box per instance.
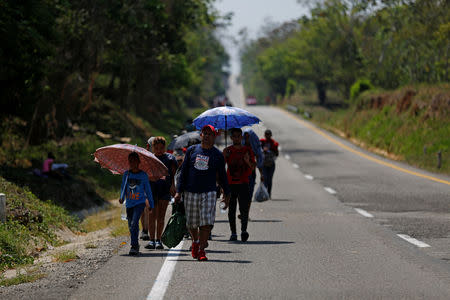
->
[240,0,449,104]
[0,0,229,145]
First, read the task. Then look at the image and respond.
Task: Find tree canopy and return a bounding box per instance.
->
[240,0,449,104]
[0,0,230,144]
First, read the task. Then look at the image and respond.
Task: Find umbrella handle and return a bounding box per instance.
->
[225,115,227,147]
[120,172,129,201]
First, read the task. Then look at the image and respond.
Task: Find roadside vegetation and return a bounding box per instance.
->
[0,0,229,276]
[82,205,129,238]
[239,0,449,174]
[53,250,78,263]
[0,177,79,271]
[285,84,449,174]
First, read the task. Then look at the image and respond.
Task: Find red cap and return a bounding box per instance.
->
[201,125,216,135]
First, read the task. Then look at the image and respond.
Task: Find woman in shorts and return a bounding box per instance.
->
[145,137,178,250]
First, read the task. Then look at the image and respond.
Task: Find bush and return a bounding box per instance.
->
[350,79,374,101]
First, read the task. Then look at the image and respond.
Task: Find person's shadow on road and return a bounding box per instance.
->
[174,259,252,264]
[120,252,189,258]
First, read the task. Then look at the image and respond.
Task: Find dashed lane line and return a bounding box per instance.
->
[354,208,374,218]
[324,187,337,194]
[284,154,291,160]
[147,241,184,300]
[292,163,300,169]
[397,234,431,248]
[304,174,314,180]
[280,109,450,186]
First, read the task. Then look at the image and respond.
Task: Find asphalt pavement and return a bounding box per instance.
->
[70,77,450,299]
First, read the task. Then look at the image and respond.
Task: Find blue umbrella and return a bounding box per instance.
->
[193,106,261,146]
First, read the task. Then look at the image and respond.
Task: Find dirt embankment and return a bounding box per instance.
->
[358,85,449,120]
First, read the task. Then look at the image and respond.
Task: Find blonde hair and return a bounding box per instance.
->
[152,136,166,146]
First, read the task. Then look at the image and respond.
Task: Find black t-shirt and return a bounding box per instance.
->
[153,153,177,191]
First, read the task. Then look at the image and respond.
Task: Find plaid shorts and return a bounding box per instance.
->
[183,191,217,229]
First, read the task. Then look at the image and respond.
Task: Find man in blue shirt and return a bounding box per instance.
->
[175,125,230,261]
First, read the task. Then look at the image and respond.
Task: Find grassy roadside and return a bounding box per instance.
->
[81,204,129,238]
[283,84,449,174]
[0,100,209,275]
[0,177,79,271]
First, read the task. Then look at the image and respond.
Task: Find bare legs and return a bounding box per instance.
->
[189,225,212,249]
[148,199,169,240]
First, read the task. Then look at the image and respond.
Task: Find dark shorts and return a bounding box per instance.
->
[151,181,171,203]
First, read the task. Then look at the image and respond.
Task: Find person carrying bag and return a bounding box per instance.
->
[161,203,187,248]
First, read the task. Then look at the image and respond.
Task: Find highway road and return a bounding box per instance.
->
[70,77,450,299]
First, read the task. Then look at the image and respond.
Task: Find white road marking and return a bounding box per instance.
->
[292,163,300,169]
[397,234,430,248]
[284,154,291,160]
[324,187,337,194]
[147,241,184,300]
[354,208,374,218]
[304,174,314,180]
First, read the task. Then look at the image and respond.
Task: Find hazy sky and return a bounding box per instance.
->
[214,0,308,74]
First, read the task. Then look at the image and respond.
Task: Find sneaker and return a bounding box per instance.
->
[229,234,237,241]
[129,246,139,256]
[140,231,150,241]
[197,249,207,261]
[191,242,199,259]
[155,240,164,249]
[144,240,156,249]
[241,231,249,242]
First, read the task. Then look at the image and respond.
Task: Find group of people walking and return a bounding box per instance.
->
[119,125,279,260]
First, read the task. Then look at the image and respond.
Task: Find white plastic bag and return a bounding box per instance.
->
[120,173,129,221]
[120,200,127,221]
[254,183,270,202]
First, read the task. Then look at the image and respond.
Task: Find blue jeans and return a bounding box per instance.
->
[262,164,275,197]
[127,203,146,248]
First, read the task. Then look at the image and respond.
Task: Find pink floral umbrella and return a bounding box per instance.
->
[93,144,168,181]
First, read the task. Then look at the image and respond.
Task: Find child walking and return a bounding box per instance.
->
[120,152,154,255]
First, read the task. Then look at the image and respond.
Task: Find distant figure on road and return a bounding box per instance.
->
[260,129,279,198]
[174,125,230,261]
[145,137,177,250]
[119,152,154,255]
[224,128,256,242]
[242,128,264,202]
